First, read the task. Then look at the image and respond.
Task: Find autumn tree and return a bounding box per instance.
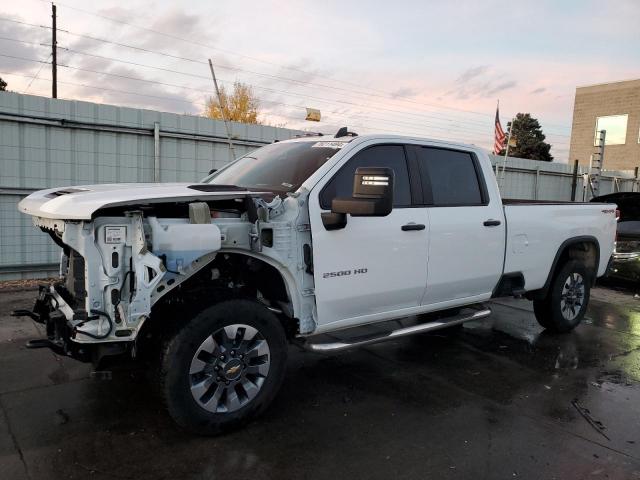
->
[204,82,262,124]
[0,78,7,91]
[499,113,553,162]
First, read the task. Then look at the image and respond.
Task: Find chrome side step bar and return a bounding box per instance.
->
[300,307,491,353]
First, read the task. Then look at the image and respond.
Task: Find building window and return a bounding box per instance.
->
[594,114,628,146]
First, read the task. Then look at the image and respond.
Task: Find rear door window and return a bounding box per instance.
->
[416,147,485,206]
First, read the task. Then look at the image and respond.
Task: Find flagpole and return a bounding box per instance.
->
[499,116,515,189]
[504,117,514,160]
[494,100,500,175]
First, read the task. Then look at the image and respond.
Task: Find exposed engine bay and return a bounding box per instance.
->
[22,189,316,363]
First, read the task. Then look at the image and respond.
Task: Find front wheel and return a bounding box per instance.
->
[533,260,591,333]
[159,299,288,435]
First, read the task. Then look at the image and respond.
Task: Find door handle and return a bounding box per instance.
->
[483,219,502,227]
[401,223,426,231]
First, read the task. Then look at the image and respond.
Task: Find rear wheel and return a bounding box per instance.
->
[533,260,591,333]
[159,299,288,435]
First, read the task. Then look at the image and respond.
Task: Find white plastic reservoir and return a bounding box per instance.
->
[147,217,222,272]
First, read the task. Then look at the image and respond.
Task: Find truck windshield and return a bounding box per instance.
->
[204,141,344,194]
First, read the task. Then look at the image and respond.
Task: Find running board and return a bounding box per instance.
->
[300,307,492,352]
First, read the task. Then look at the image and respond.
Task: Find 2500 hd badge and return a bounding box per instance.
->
[322,268,368,279]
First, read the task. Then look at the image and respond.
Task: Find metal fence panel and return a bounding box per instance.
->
[490,154,638,201]
[0,92,303,279]
[2,91,639,279]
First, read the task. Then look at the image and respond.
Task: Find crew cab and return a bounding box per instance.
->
[14,130,617,434]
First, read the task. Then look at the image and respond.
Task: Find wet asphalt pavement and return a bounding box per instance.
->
[1,287,640,480]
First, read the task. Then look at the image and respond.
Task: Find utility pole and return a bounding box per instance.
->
[51,3,57,98]
[207,59,236,160]
[570,159,579,201]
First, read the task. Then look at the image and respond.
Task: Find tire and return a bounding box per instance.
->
[533,260,591,333]
[159,299,288,435]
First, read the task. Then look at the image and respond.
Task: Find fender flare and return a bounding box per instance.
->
[537,235,600,298]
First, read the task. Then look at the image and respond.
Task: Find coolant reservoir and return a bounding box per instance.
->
[147,217,222,272]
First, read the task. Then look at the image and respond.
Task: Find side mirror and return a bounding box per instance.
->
[321,167,394,230]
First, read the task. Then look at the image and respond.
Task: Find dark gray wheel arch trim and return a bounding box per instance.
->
[536,235,600,298]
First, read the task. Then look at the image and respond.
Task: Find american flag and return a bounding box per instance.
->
[494,105,506,155]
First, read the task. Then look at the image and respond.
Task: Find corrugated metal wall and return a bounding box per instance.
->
[1,92,638,280]
[0,92,303,280]
[489,155,638,201]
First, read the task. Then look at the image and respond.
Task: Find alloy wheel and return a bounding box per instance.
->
[189,324,270,413]
[560,272,585,321]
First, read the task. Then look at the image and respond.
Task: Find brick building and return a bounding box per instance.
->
[569,79,640,171]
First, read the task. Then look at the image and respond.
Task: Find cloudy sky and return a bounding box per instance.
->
[1,0,639,161]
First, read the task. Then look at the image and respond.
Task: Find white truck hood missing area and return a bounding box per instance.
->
[18,183,264,220]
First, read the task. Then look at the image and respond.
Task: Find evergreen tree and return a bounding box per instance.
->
[499,113,553,162]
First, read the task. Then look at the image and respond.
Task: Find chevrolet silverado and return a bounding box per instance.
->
[13,129,617,434]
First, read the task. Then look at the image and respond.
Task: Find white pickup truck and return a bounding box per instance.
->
[15,129,616,434]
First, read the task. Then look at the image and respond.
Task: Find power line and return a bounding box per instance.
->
[0,14,572,137]
[55,26,572,134]
[10,33,481,132]
[1,73,555,154]
[30,75,208,108]
[0,16,52,30]
[0,35,49,48]
[1,70,493,145]
[28,3,572,131]
[54,62,502,141]
[54,28,510,128]
[50,45,568,139]
[2,64,566,149]
[53,37,487,126]
[0,53,50,64]
[0,51,569,147]
[58,29,204,65]
[24,53,52,93]
[0,15,570,147]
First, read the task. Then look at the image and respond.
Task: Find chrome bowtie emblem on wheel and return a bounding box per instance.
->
[189,324,271,413]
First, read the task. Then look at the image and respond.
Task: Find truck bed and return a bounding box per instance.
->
[502,202,617,291]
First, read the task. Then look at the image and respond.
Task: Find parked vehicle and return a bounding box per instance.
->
[592,192,640,282]
[14,130,617,434]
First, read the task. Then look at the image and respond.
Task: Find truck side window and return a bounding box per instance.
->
[417,147,484,206]
[320,145,411,209]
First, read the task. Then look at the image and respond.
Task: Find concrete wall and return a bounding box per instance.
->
[0,92,303,280]
[569,79,640,171]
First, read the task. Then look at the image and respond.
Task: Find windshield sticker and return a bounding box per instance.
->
[311,141,346,149]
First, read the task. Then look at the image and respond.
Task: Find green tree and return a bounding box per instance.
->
[0,77,7,91]
[499,113,553,162]
[204,82,262,124]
